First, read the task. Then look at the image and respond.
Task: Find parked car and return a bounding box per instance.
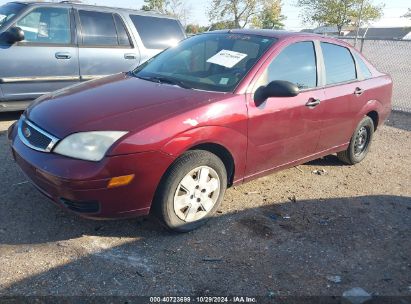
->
[8,30,392,232]
[0,1,186,112]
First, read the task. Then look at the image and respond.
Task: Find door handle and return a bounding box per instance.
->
[354,87,365,96]
[55,52,71,59]
[306,98,321,108]
[124,53,137,60]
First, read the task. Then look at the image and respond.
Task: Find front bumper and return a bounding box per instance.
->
[9,124,175,219]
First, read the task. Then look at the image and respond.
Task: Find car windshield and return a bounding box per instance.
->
[0,3,26,28]
[132,33,277,92]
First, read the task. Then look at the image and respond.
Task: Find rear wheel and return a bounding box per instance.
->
[153,150,227,232]
[337,116,374,165]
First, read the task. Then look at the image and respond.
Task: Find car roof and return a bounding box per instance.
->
[205,29,353,47]
[8,1,179,20]
[207,29,332,39]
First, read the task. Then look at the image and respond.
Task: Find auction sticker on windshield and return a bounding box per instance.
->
[207,50,248,68]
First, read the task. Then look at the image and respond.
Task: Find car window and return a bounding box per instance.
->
[321,42,356,85]
[114,14,131,46]
[79,10,118,46]
[353,52,372,79]
[129,15,184,49]
[16,7,71,44]
[258,41,317,90]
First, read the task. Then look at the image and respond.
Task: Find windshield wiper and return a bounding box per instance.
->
[135,75,192,90]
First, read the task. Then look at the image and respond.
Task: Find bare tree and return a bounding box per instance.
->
[403,8,411,20]
[142,0,191,25]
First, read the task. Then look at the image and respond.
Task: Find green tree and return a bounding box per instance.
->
[185,24,208,34]
[209,20,237,30]
[297,0,384,35]
[208,0,263,28]
[252,0,285,29]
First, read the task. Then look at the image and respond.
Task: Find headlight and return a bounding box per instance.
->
[53,131,128,161]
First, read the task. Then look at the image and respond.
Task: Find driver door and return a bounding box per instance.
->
[246,40,324,178]
[0,5,79,103]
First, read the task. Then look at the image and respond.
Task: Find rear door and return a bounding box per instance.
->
[0,5,79,102]
[316,41,364,151]
[246,40,325,177]
[76,9,139,81]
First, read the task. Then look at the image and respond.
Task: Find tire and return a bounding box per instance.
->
[153,150,227,232]
[337,116,374,165]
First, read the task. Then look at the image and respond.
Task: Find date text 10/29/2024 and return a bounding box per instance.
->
[149,297,257,303]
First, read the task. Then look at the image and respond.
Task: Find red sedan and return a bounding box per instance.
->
[8,30,392,231]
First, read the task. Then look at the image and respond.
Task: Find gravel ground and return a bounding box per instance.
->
[0,111,410,299]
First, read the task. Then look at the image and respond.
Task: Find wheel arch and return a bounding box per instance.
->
[358,99,383,131]
[188,142,235,187]
[366,110,379,131]
[161,125,248,186]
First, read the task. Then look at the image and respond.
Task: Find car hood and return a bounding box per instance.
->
[26,73,225,139]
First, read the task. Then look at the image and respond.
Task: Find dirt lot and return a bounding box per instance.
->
[0,111,410,300]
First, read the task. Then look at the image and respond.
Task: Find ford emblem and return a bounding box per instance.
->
[23,127,31,138]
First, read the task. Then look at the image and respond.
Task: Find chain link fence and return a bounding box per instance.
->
[339,37,411,113]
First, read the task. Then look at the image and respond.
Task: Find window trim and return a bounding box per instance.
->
[352,51,373,81]
[113,13,133,48]
[319,41,359,87]
[76,9,134,49]
[12,5,75,47]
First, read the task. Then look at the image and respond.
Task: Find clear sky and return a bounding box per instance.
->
[1,0,410,29]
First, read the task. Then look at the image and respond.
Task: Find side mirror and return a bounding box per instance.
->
[254,80,300,105]
[6,26,24,44]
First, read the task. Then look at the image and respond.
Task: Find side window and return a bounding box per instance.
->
[113,14,131,47]
[353,52,372,79]
[258,41,317,90]
[321,42,356,85]
[16,7,71,44]
[79,10,118,46]
[129,15,185,49]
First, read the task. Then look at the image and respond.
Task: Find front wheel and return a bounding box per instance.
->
[153,150,227,232]
[337,116,374,165]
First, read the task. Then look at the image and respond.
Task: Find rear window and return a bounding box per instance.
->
[130,15,184,49]
[354,53,372,79]
[79,10,117,45]
[321,42,356,85]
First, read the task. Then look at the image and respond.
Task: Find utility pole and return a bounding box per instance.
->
[354,0,365,47]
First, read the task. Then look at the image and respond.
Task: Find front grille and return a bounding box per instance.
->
[18,117,59,152]
[60,198,100,214]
